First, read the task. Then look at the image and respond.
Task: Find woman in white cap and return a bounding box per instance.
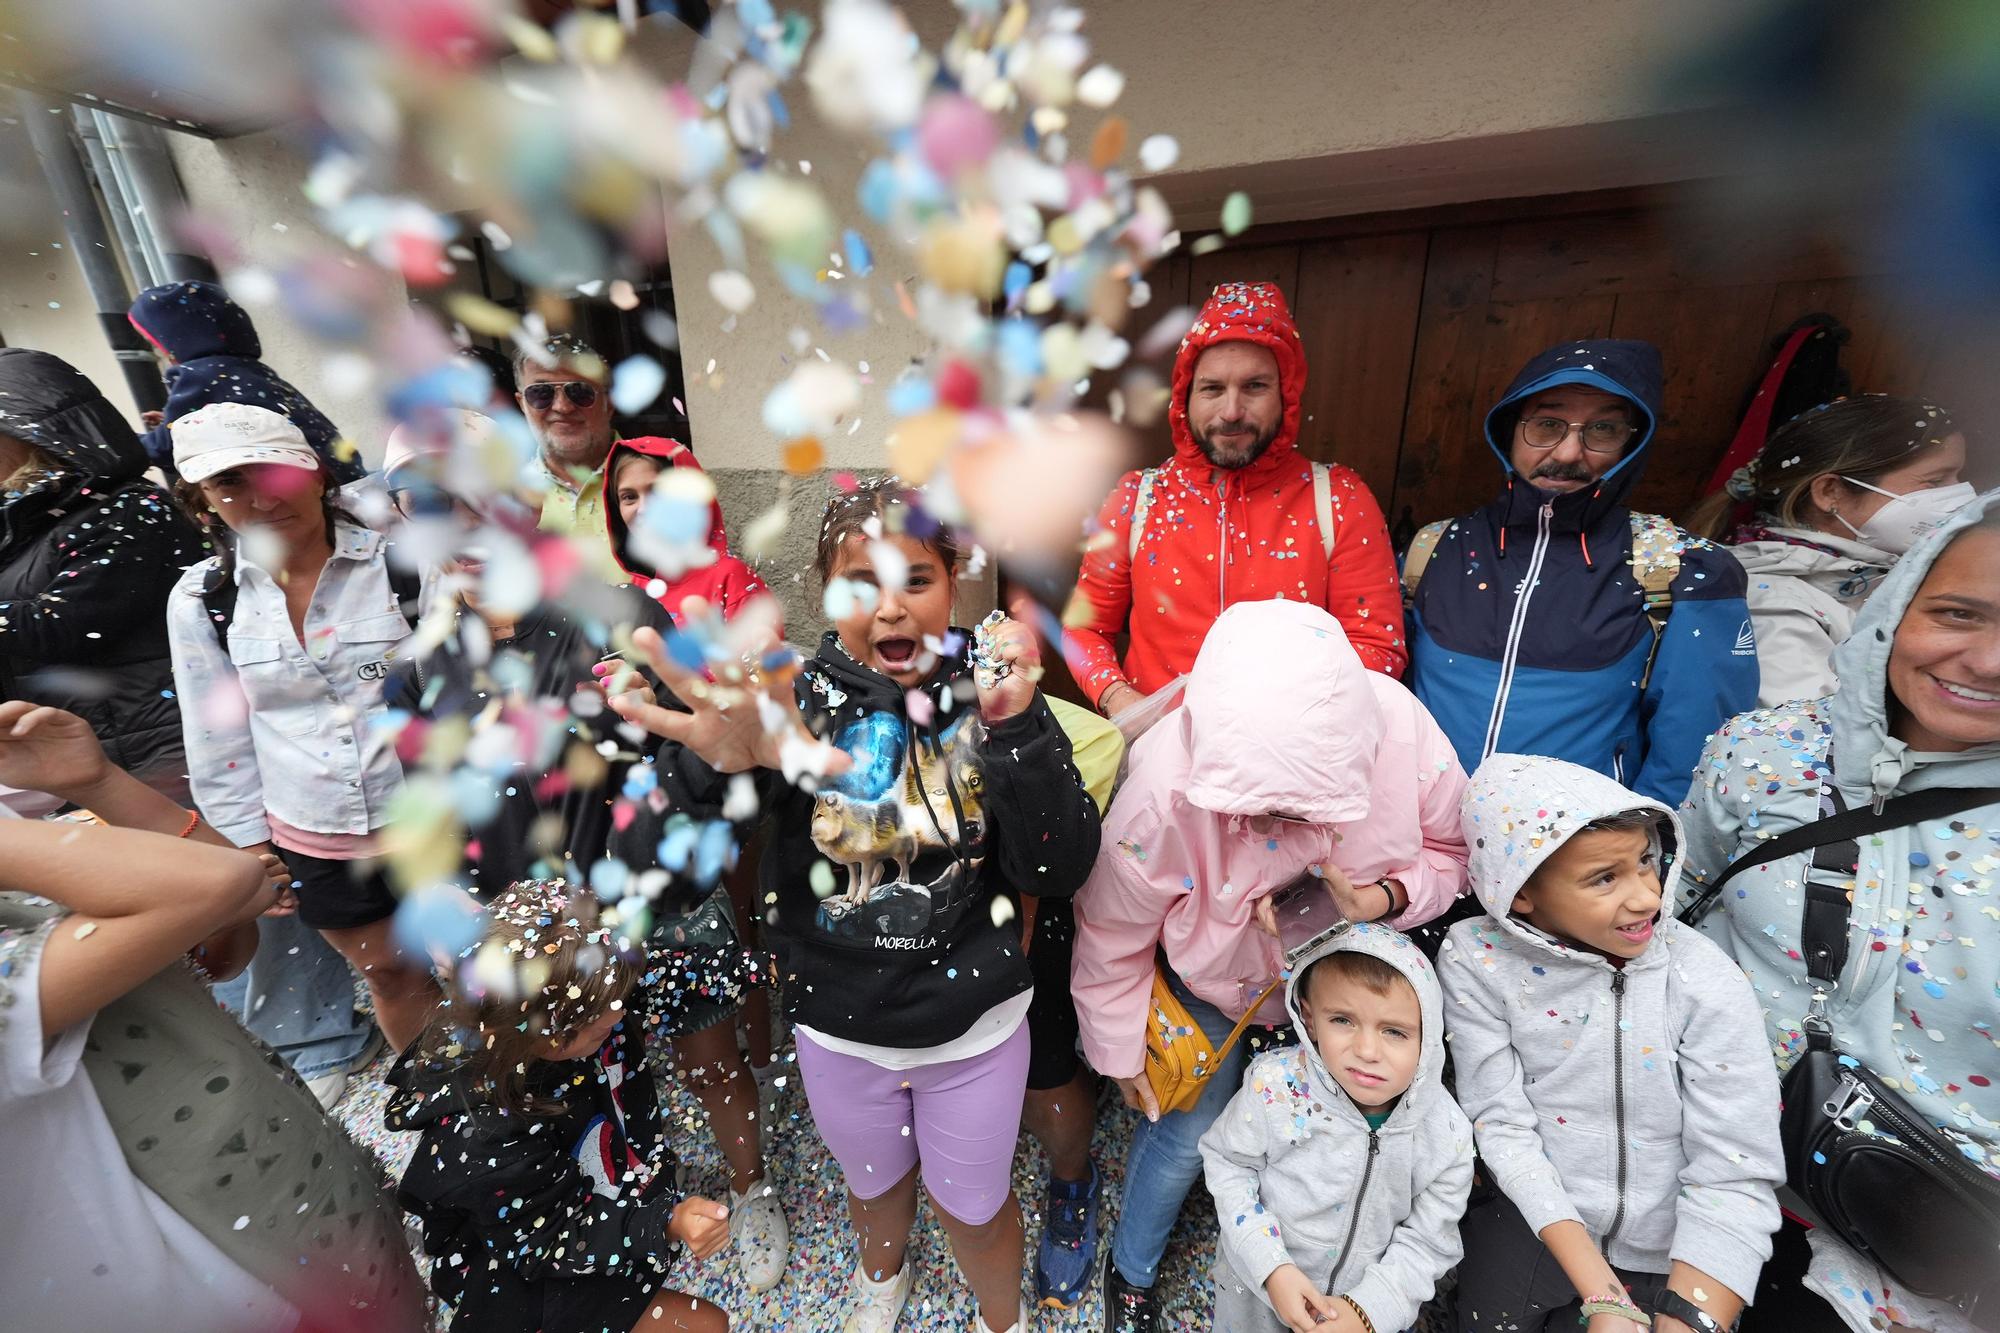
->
[164,402,440,1060]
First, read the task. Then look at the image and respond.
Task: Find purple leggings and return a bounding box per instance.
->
[795,1023,1030,1226]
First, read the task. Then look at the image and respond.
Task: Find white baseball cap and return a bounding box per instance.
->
[171,402,322,483]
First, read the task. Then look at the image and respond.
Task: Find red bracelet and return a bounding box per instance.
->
[176,810,201,839]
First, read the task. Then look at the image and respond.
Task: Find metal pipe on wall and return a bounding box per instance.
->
[94,112,210,284]
[72,108,159,291]
[12,90,165,413]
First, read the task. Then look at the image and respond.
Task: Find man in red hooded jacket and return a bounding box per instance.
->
[1063,282,1405,720]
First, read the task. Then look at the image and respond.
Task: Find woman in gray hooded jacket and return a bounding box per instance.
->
[1200,922,1475,1333]
[1442,752,1785,1332]
[1680,490,2000,1333]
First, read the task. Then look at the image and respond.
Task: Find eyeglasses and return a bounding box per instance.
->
[520,380,601,412]
[389,483,471,520]
[1517,415,1636,455]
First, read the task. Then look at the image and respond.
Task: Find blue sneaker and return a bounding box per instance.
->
[1035,1163,1101,1309]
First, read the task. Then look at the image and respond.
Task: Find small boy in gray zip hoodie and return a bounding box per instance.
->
[1440,754,1784,1332]
[1201,922,1474,1333]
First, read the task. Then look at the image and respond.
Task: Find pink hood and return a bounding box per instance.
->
[1072,599,1469,1079]
[1182,601,1385,824]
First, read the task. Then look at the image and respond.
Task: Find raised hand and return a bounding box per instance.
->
[604,605,850,783]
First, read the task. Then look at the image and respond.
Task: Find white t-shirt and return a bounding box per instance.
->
[0,918,299,1333]
[795,990,1032,1071]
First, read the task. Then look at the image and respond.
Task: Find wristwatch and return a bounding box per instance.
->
[1653,1290,1734,1333]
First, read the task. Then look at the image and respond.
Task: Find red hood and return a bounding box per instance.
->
[604,435,729,582]
[1167,281,1306,476]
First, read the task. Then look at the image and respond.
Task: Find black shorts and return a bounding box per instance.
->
[273,842,401,930]
[1025,896,1081,1091]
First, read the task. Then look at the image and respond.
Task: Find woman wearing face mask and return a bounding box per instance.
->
[1687,395,1973,707]
[165,403,441,1064]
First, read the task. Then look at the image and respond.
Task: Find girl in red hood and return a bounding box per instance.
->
[605,436,773,626]
[603,436,792,1292]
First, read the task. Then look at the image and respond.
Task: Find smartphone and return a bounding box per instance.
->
[1269,871,1349,965]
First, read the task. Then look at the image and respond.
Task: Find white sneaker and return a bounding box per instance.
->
[843,1259,911,1332]
[305,1070,347,1109]
[729,1182,789,1292]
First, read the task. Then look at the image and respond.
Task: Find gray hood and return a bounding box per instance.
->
[1203,921,1476,1330]
[1442,753,1786,1295]
[1829,486,2000,807]
[1461,751,1678,968]
[1282,920,1450,1131]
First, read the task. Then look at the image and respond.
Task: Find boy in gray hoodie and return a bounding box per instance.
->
[1441,754,1784,1332]
[1201,922,1475,1333]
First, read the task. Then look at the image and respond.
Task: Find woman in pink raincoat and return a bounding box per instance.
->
[1072,598,1470,1330]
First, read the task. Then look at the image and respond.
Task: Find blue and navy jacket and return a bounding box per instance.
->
[1404,339,1757,806]
[128,280,363,483]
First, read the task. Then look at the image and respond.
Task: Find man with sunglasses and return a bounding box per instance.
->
[514,334,618,541]
[1401,339,1757,805]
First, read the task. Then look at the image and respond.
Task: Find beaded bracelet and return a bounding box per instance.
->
[176,809,201,839]
[1339,1294,1377,1333]
[1580,1295,1652,1326]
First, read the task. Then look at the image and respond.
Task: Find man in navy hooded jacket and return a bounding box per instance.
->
[128,280,364,483]
[1403,339,1757,805]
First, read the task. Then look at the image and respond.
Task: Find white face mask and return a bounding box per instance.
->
[1834,477,1978,555]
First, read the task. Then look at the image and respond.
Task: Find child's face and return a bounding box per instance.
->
[614,454,664,530]
[1305,966,1423,1111]
[1512,825,1663,960]
[827,531,956,687]
[542,1003,625,1061]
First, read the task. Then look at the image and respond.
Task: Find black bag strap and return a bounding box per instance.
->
[1682,783,2000,936]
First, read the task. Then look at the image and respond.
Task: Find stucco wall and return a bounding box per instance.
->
[166,130,403,465]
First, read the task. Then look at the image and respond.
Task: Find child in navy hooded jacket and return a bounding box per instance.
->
[128,280,363,483]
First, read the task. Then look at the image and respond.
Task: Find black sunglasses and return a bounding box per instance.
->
[521,380,601,411]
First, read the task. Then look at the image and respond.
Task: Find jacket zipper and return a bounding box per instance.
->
[1481,502,1554,760]
[1605,971,1629,1248]
[1327,1128,1380,1292]
[1215,473,1230,611]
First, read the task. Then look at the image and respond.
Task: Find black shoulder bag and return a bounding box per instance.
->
[1683,783,2000,1324]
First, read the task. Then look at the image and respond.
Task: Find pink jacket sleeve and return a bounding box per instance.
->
[1386,725,1470,930]
[1070,843,1177,1080]
[1061,472,1142,710]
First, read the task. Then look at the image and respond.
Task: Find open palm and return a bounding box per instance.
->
[605,614,850,782]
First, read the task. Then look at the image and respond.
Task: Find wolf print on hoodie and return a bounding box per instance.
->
[810,705,988,948]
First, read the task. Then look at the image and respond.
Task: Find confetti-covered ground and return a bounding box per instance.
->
[336,1044,1225,1331]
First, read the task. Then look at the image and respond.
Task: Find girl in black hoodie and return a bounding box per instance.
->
[605,481,1101,1333]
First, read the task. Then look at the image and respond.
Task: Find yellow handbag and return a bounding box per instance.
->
[1142,966,1287,1116]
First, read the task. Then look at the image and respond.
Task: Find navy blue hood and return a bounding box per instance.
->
[129,281,261,362]
[1483,339,1664,521]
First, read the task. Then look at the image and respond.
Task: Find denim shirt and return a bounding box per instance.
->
[166,522,409,847]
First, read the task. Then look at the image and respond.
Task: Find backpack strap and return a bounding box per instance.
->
[1400,519,1452,605]
[197,559,239,655]
[1309,462,1335,562]
[1628,512,1683,691]
[1127,467,1161,562]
